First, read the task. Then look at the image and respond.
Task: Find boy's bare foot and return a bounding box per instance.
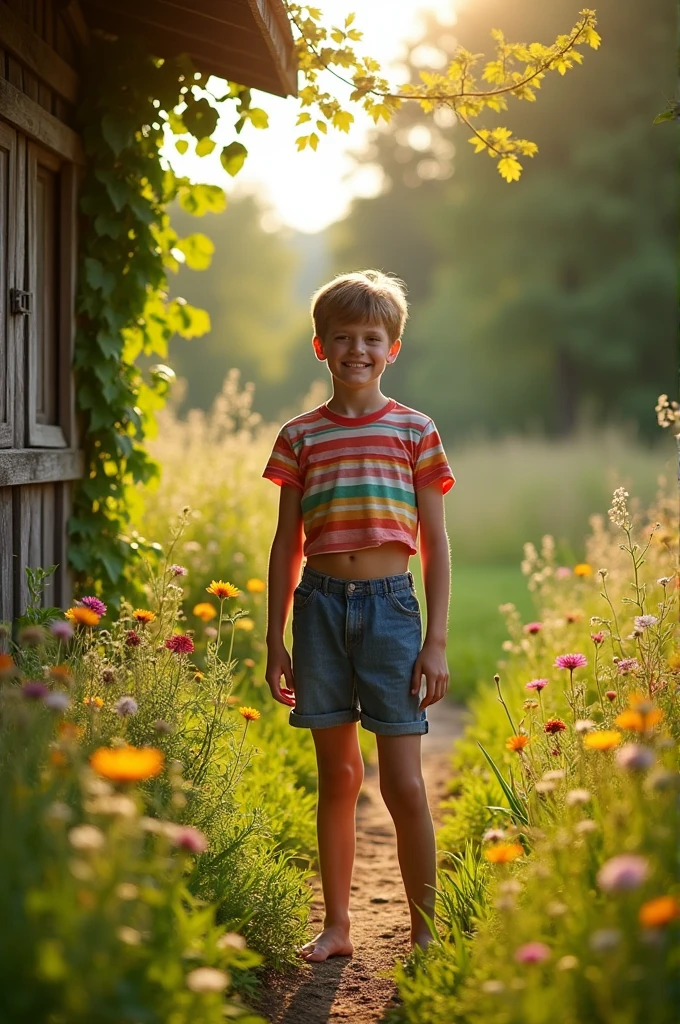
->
[410,930,435,952]
[297,925,354,963]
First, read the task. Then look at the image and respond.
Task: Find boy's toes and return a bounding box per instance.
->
[297,928,354,962]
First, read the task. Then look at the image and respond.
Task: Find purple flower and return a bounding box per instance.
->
[634,615,658,631]
[115,696,138,717]
[554,653,588,671]
[50,620,74,642]
[597,854,648,893]
[615,743,655,772]
[169,564,188,577]
[79,596,107,617]
[514,942,551,964]
[21,681,49,700]
[525,678,549,692]
[617,657,640,675]
[171,826,209,854]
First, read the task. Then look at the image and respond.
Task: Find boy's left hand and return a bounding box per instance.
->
[411,641,449,709]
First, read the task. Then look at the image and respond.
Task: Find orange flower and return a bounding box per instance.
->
[50,748,68,768]
[616,700,663,733]
[574,563,593,577]
[226,695,241,705]
[83,696,104,709]
[639,895,680,928]
[506,734,530,752]
[239,706,261,722]
[246,578,266,593]
[90,745,164,783]
[66,606,100,627]
[193,602,217,622]
[50,665,73,682]
[133,609,156,624]
[58,721,84,742]
[0,653,16,674]
[484,843,524,864]
[583,730,621,751]
[206,580,240,599]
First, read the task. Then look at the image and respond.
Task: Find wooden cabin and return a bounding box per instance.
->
[0,0,296,622]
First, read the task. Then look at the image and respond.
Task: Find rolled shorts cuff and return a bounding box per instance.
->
[359,711,429,736]
[289,707,361,730]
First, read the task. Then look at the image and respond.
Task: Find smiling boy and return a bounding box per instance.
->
[263,269,455,962]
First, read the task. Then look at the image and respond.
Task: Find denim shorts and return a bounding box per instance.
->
[290,566,428,736]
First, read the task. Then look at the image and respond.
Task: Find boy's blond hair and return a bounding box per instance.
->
[311,270,409,342]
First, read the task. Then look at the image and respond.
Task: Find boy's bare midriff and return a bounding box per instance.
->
[305,540,411,581]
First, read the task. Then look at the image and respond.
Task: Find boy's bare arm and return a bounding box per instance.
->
[412,484,451,709]
[265,486,305,706]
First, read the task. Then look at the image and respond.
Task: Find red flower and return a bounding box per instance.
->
[125,630,141,647]
[544,718,567,734]
[165,634,195,655]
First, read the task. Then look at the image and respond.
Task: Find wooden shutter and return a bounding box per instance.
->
[0,120,17,448]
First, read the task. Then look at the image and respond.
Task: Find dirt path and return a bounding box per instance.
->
[255,699,466,1024]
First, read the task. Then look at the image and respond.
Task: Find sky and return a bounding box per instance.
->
[165,1,459,233]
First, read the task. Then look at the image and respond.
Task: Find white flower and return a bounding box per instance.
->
[116,883,138,901]
[575,719,596,734]
[481,980,505,995]
[185,967,229,993]
[607,488,631,529]
[575,819,598,834]
[542,769,566,781]
[616,744,655,772]
[535,780,556,794]
[68,824,106,851]
[557,955,579,971]
[634,614,658,631]
[45,801,72,822]
[44,691,71,712]
[566,788,591,806]
[115,696,138,717]
[117,926,142,945]
[217,932,246,951]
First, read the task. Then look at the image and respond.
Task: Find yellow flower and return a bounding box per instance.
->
[639,895,680,928]
[206,580,240,599]
[90,745,164,783]
[133,609,156,624]
[83,696,104,709]
[484,842,524,864]
[583,730,621,751]
[615,707,663,733]
[239,706,261,722]
[235,617,254,631]
[246,578,266,593]
[193,602,217,622]
[667,651,680,672]
[574,563,593,577]
[67,606,100,627]
[506,734,530,752]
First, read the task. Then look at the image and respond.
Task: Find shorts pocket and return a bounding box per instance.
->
[386,588,421,618]
[293,583,318,611]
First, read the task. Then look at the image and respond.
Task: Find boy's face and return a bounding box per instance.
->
[313,320,401,389]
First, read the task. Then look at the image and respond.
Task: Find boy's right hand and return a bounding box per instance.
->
[265,643,296,707]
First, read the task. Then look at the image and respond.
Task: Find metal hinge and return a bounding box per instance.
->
[10,288,32,315]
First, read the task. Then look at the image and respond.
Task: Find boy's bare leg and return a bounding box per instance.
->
[298,722,364,962]
[376,733,437,949]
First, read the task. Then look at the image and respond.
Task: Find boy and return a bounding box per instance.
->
[263,270,454,962]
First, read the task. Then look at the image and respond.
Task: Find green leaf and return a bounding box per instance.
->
[101,113,134,157]
[175,139,189,155]
[195,136,216,157]
[653,109,674,123]
[220,141,248,177]
[177,183,226,216]
[478,743,529,825]
[174,233,214,271]
[247,107,269,129]
[182,96,219,139]
[84,258,115,298]
[94,213,124,239]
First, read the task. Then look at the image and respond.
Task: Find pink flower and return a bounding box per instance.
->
[165,634,195,655]
[125,630,141,647]
[21,681,49,700]
[616,658,639,675]
[525,678,549,692]
[523,622,543,635]
[590,632,605,644]
[79,596,107,617]
[169,564,188,577]
[605,690,617,702]
[50,620,74,642]
[597,854,648,893]
[514,942,551,964]
[556,567,572,579]
[171,826,209,854]
[554,653,588,671]
[615,744,655,772]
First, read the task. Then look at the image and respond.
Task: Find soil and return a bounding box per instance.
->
[254,698,467,1024]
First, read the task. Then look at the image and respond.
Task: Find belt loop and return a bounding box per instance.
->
[385,576,392,594]
[322,573,329,595]
[407,570,414,587]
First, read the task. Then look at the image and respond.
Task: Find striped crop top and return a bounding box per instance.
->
[262,398,455,557]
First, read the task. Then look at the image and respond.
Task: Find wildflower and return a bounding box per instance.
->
[18,625,47,646]
[45,801,72,822]
[605,689,617,701]
[246,578,266,593]
[616,657,639,675]
[68,824,106,851]
[575,819,598,834]
[90,745,164,783]
[152,719,173,734]
[615,706,663,732]
[133,609,156,624]
[49,665,73,684]
[481,980,505,995]
[543,769,566,781]
[116,882,139,900]
[0,653,16,676]
[88,795,137,818]
[58,721,84,742]
[644,768,678,792]
[573,563,592,577]
[171,826,209,854]
[186,967,229,993]
[514,942,551,964]
[206,580,240,599]
[204,627,218,640]
[115,696,138,717]
[169,564,188,577]
[101,668,116,684]
[83,696,104,709]
[590,929,621,952]
[21,681,49,700]
[615,743,655,771]
[484,843,524,864]
[235,617,254,631]
[557,955,579,971]
[482,828,506,843]
[544,718,567,735]
[590,631,606,644]
[566,788,591,806]
[597,854,648,893]
[639,896,680,929]
[526,679,549,695]
[584,731,621,751]
[608,487,631,529]
[634,614,658,631]
[523,622,543,635]
[125,630,141,647]
[239,706,261,722]
[117,926,142,945]
[193,670,205,682]
[575,719,596,733]
[50,620,74,641]
[556,566,572,578]
[193,602,217,622]
[566,611,583,624]
[546,901,568,916]
[243,658,256,669]
[523,699,539,710]
[535,780,556,794]
[44,692,70,712]
[164,634,195,655]
[66,606,100,627]
[80,596,107,617]
[554,653,588,671]
[506,734,530,752]
[217,932,247,951]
